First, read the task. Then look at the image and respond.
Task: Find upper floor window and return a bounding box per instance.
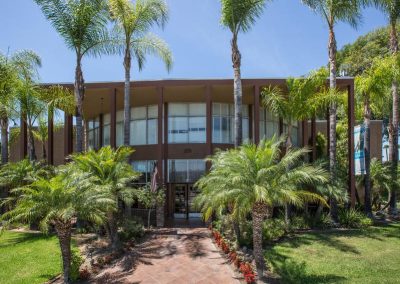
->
[260,108,279,140]
[88,117,100,150]
[103,114,110,146]
[168,103,206,143]
[116,110,124,147]
[212,103,249,144]
[130,105,158,145]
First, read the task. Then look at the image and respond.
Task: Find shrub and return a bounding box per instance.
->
[118,217,145,242]
[312,212,334,229]
[290,216,310,231]
[238,219,253,248]
[263,218,286,242]
[239,262,256,283]
[79,267,91,280]
[70,247,83,281]
[338,209,372,228]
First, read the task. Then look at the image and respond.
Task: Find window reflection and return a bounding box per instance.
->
[259,107,280,140]
[168,159,206,183]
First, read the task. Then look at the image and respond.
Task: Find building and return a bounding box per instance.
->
[11,78,356,222]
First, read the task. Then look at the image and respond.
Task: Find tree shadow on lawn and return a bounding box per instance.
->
[265,250,347,284]
[0,231,53,247]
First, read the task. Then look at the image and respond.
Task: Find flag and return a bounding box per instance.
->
[150,162,158,192]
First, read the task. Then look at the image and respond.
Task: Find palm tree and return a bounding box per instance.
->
[34,0,112,153]
[0,167,114,284]
[108,0,172,146]
[70,146,139,249]
[371,0,400,216]
[302,0,366,221]
[220,0,265,147]
[195,138,328,278]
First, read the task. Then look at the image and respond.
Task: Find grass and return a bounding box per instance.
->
[0,230,62,284]
[265,222,400,284]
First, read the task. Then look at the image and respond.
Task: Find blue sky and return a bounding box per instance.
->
[0,0,389,83]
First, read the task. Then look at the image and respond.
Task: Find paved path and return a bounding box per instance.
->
[93,228,242,284]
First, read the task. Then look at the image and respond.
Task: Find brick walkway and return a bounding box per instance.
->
[93,228,241,284]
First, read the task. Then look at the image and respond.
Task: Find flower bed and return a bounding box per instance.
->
[210,227,256,284]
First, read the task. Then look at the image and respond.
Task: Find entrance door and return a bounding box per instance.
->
[173,184,201,219]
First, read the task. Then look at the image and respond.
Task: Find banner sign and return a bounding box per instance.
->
[354,125,365,175]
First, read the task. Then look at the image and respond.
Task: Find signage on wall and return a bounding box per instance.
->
[354,124,365,175]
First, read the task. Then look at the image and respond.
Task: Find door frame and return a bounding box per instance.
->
[171,183,201,219]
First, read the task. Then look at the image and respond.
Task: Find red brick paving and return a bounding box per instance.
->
[93,228,242,284]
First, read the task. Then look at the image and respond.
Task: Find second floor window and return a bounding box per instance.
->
[168,103,206,143]
[130,105,158,145]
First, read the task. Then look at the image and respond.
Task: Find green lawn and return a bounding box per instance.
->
[0,230,62,284]
[265,222,400,284]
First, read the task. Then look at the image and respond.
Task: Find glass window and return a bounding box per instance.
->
[260,108,279,140]
[132,160,156,184]
[88,117,100,150]
[168,103,206,143]
[130,105,158,146]
[212,103,248,144]
[103,114,110,146]
[168,159,206,183]
[116,110,124,147]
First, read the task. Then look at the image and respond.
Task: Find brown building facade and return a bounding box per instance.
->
[12,78,356,220]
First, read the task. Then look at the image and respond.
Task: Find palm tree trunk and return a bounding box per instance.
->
[231,33,242,148]
[0,117,8,164]
[75,55,85,153]
[328,25,338,223]
[252,202,267,279]
[389,20,398,216]
[107,212,120,250]
[55,222,72,284]
[363,96,372,218]
[123,46,131,146]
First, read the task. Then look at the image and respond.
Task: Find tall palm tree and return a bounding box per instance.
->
[0,50,41,163]
[108,0,172,146]
[302,0,366,221]
[34,0,112,153]
[0,167,114,284]
[195,138,328,278]
[372,0,400,216]
[71,146,139,249]
[220,0,266,147]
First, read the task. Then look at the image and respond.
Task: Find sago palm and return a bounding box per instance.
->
[34,0,112,153]
[220,0,266,147]
[371,0,400,216]
[108,0,172,146]
[70,146,139,249]
[195,138,328,278]
[302,0,367,221]
[0,167,115,284]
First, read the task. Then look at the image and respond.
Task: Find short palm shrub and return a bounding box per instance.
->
[195,138,328,277]
[338,209,373,228]
[263,218,286,243]
[118,217,145,242]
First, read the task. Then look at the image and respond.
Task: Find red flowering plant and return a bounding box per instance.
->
[240,263,256,284]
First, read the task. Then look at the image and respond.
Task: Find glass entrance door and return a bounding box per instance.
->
[173,184,201,219]
[174,184,187,219]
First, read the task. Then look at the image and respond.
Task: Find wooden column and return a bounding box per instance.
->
[254,85,260,144]
[157,86,164,184]
[311,116,317,161]
[20,115,27,160]
[163,102,169,185]
[248,105,253,141]
[99,113,104,149]
[110,88,117,149]
[348,83,356,208]
[47,110,54,165]
[64,113,73,158]
[205,85,212,155]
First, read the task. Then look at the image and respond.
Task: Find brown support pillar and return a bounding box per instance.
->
[348,83,356,208]
[163,102,168,185]
[47,110,54,165]
[248,105,253,141]
[279,118,284,135]
[157,86,164,184]
[311,116,317,161]
[206,85,212,155]
[254,85,260,144]
[20,115,27,160]
[64,112,73,158]
[99,114,104,149]
[110,88,117,149]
